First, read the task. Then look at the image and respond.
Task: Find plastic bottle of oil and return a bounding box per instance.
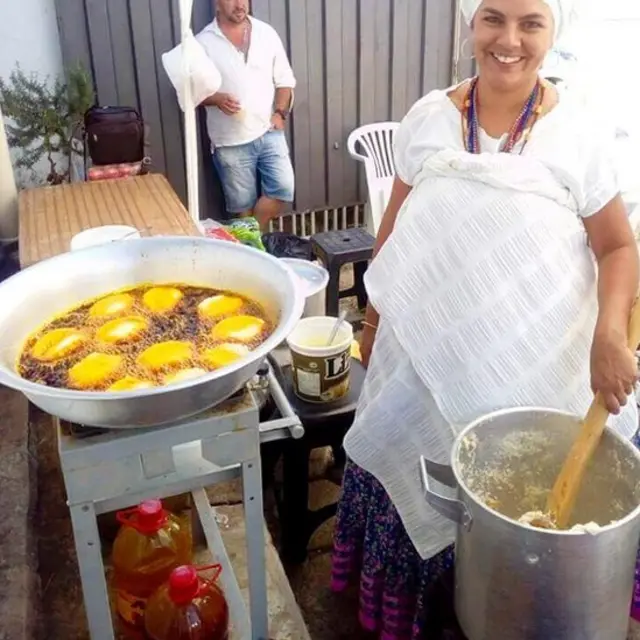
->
[144,564,229,640]
[111,499,192,632]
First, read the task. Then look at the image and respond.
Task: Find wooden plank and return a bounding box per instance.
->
[305,0,326,209]
[373,0,392,121]
[358,0,375,128]
[18,175,199,268]
[423,0,454,92]
[268,0,294,166]
[192,0,215,31]
[251,0,271,22]
[405,0,425,106]
[357,0,376,202]
[266,0,293,156]
[85,0,118,104]
[129,0,167,174]
[170,0,180,36]
[288,0,311,210]
[422,0,440,91]
[324,0,358,207]
[390,0,410,121]
[269,0,289,53]
[340,0,359,204]
[197,108,227,220]
[151,0,188,202]
[324,0,344,207]
[54,0,93,77]
[108,0,139,108]
[440,0,457,86]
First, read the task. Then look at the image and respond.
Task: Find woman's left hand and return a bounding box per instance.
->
[590,328,638,414]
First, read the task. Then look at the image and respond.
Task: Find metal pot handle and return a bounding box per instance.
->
[419,456,472,530]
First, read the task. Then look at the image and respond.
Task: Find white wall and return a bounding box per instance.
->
[0,0,65,188]
[0,0,63,81]
[550,5,640,200]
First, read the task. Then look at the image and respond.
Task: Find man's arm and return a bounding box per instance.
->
[270,32,295,129]
[274,87,293,113]
[200,92,241,115]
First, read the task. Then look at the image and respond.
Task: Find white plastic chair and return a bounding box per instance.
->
[347,122,399,236]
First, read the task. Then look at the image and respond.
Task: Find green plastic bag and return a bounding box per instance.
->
[224,217,265,251]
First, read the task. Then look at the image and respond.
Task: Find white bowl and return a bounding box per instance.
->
[70,225,140,251]
[280,258,329,318]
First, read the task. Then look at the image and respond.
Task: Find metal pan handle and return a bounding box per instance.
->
[419,456,472,530]
[255,359,305,441]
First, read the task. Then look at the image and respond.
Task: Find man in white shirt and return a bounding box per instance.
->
[196,0,295,227]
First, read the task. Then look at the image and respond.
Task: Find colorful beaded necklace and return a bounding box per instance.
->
[462,76,545,155]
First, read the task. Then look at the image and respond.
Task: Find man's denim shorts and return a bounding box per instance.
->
[212,130,295,213]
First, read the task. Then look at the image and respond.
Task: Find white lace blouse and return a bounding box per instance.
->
[394,88,619,218]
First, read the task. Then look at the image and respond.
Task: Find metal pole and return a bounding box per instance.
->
[179,0,200,223]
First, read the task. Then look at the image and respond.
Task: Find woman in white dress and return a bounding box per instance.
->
[331,1,640,638]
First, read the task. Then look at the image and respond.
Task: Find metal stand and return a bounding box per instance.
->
[57,367,303,640]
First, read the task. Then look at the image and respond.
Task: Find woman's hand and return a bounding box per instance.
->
[590,327,638,414]
[359,326,376,368]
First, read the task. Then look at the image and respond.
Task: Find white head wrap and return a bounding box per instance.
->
[460,0,578,42]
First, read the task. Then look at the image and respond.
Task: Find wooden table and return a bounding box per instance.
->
[18,174,200,268]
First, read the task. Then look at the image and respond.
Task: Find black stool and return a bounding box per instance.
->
[311,228,375,316]
[272,359,367,563]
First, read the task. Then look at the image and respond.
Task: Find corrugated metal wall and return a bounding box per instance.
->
[54,0,468,216]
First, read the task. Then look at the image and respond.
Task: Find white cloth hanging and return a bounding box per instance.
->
[162,33,222,113]
[165,0,205,223]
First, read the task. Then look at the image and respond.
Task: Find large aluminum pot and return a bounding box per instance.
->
[420,407,640,640]
[0,236,304,428]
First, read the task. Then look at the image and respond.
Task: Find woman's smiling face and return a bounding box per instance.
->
[472,0,555,91]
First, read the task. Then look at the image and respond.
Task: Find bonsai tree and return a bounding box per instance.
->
[0,64,94,185]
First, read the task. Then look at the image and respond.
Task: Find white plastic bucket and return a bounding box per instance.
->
[286,316,353,403]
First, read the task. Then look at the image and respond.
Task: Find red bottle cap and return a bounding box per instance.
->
[135,499,166,534]
[168,566,200,605]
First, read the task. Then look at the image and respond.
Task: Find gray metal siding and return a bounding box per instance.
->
[54,0,460,215]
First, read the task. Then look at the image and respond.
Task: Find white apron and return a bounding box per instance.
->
[344,149,638,560]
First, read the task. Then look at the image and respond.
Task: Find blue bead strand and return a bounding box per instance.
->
[464,77,543,155]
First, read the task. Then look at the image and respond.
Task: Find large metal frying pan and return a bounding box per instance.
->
[0,236,304,428]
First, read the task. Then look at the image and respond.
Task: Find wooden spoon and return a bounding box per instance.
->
[545,298,640,530]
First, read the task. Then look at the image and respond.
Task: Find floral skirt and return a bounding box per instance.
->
[333,431,640,640]
[331,461,455,639]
